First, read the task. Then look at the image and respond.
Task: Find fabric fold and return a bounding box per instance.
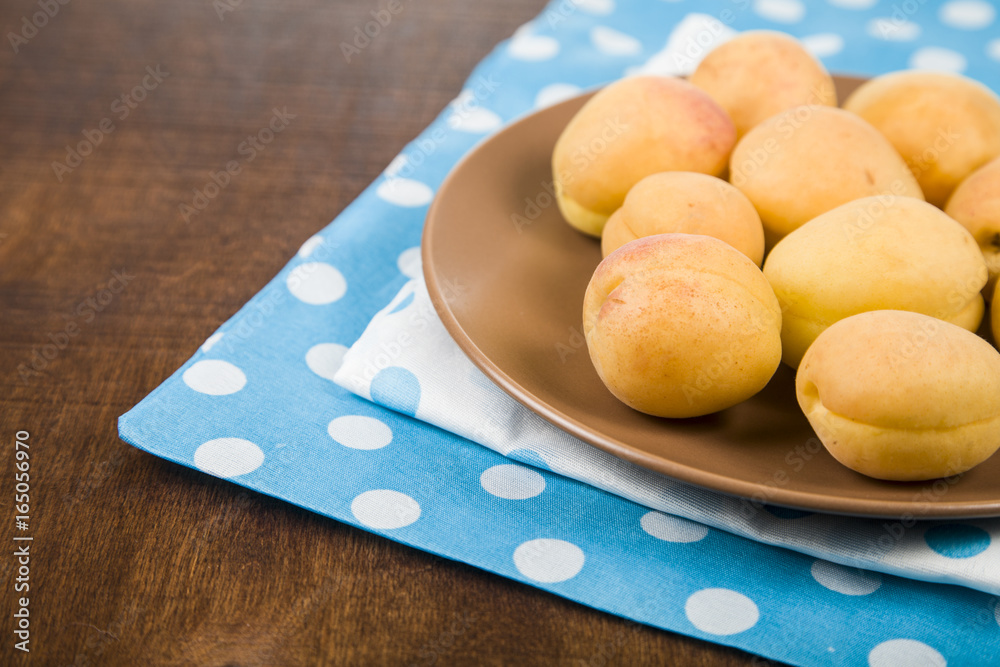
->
[335,276,1000,596]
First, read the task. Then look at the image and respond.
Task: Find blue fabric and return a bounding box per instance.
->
[120,1,1000,664]
[334,277,1000,598]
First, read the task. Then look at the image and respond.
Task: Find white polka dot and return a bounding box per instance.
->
[194,438,265,478]
[200,332,224,353]
[868,18,922,41]
[754,0,806,24]
[535,83,582,108]
[590,26,642,56]
[513,539,585,582]
[990,39,1000,61]
[508,25,560,61]
[384,154,408,178]
[448,106,503,133]
[328,415,393,450]
[939,0,995,30]
[810,560,883,596]
[868,639,946,667]
[447,91,503,133]
[685,588,760,636]
[801,33,844,57]
[297,235,324,258]
[640,511,709,543]
[480,464,546,499]
[396,247,421,278]
[376,178,434,207]
[183,360,247,395]
[450,89,475,109]
[351,490,420,529]
[827,0,876,8]
[575,0,614,15]
[287,262,347,305]
[909,46,968,72]
[627,13,737,77]
[305,343,349,381]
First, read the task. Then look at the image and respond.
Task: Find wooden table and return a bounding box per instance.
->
[0,1,783,664]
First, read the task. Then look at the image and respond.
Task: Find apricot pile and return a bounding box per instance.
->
[556,31,1000,481]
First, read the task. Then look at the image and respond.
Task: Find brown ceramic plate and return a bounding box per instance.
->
[422,75,1000,519]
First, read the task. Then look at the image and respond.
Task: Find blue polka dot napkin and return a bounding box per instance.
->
[334,277,1000,595]
[119,2,1000,665]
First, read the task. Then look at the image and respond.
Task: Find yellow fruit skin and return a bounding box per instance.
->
[690,30,837,140]
[763,196,987,368]
[945,156,1000,299]
[797,310,1000,481]
[555,181,609,237]
[730,105,923,243]
[844,71,1000,207]
[553,76,736,237]
[584,234,781,418]
[600,172,764,265]
[995,282,1000,344]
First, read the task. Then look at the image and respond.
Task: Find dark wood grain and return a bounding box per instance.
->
[0,1,786,664]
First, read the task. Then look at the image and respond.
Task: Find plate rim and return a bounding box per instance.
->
[422,76,1000,519]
